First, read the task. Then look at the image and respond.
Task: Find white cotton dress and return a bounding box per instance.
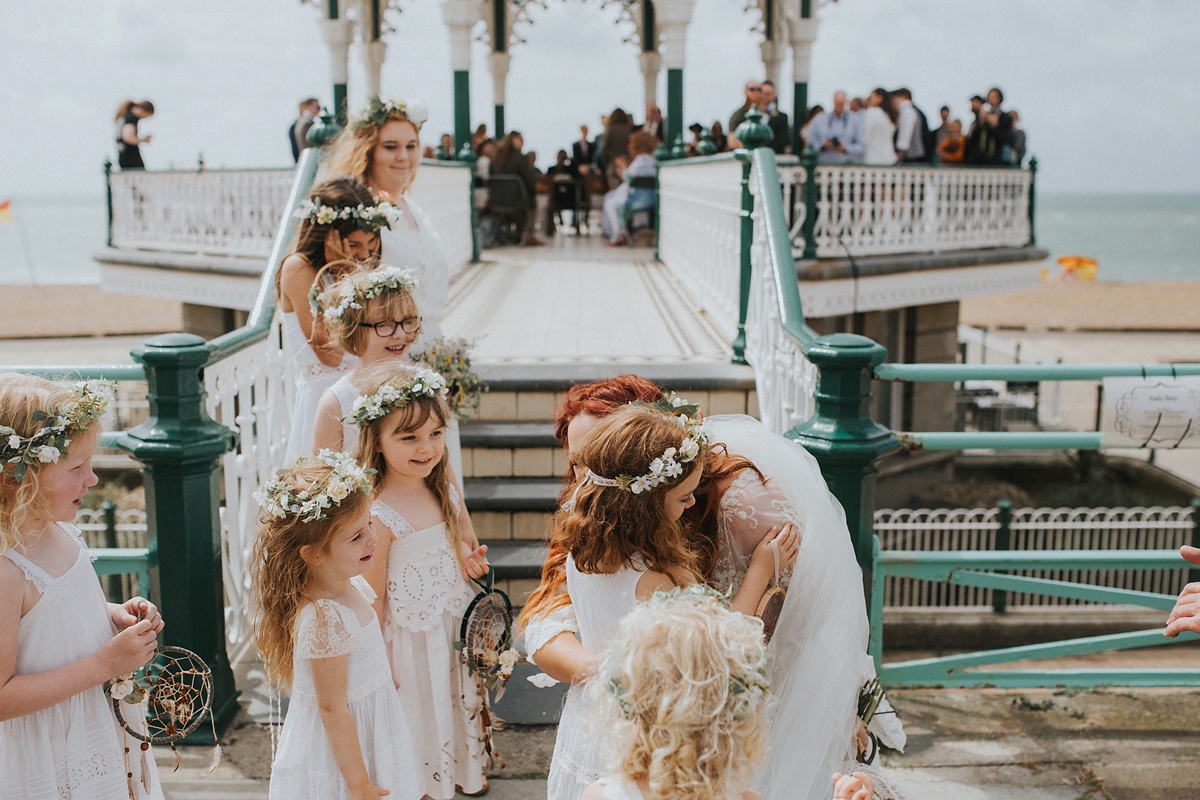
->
[546,554,646,800]
[861,106,898,166]
[379,198,451,352]
[269,578,420,800]
[593,777,645,800]
[372,494,488,797]
[0,523,162,800]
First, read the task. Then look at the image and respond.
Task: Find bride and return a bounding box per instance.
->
[518,377,906,800]
[323,95,463,478]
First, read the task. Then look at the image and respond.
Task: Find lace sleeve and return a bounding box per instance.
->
[295,601,363,660]
[524,603,579,666]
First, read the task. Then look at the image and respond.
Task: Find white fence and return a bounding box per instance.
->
[875,505,1195,609]
[781,164,1033,259]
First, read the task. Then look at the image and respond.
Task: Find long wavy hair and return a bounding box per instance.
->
[317,263,421,357]
[249,462,372,689]
[586,590,770,800]
[322,109,421,196]
[557,406,706,585]
[276,178,380,299]
[0,375,100,554]
[352,361,462,567]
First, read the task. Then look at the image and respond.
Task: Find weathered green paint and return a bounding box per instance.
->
[641,0,655,51]
[734,107,773,151]
[801,0,811,17]
[0,364,146,380]
[696,128,717,156]
[104,160,114,247]
[992,498,1012,613]
[120,333,239,740]
[91,548,151,602]
[869,536,885,670]
[879,547,1188,581]
[790,334,900,605]
[493,0,507,53]
[666,68,683,153]
[748,148,815,346]
[305,108,342,148]
[953,570,1180,611]
[454,70,471,154]
[901,430,1104,451]
[333,83,348,127]
[1028,156,1038,246]
[791,82,808,155]
[800,146,818,259]
[877,362,1200,381]
[730,152,753,365]
[888,668,1200,690]
[494,105,505,138]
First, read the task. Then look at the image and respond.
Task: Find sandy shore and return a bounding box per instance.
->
[0,285,182,339]
[961,280,1200,331]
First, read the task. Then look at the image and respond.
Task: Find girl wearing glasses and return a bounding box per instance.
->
[279,178,391,461]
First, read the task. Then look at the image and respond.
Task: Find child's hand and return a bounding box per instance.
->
[748,523,800,579]
[854,720,871,759]
[95,619,157,679]
[461,544,489,582]
[110,598,164,634]
[832,772,874,800]
[347,782,390,800]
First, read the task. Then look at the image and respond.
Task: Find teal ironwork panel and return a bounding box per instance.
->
[92,547,151,600]
[883,669,1200,689]
[876,362,1200,382]
[878,548,1185,583]
[949,569,1180,611]
[899,431,1104,451]
[0,365,145,381]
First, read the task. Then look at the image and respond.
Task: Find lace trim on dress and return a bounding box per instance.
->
[295,600,367,660]
[524,604,579,666]
[61,523,98,563]
[2,550,51,594]
[710,470,799,595]
[373,501,473,632]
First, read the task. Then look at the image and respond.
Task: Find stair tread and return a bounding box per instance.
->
[460,420,558,448]
[464,477,561,511]
[477,362,755,392]
[484,540,548,581]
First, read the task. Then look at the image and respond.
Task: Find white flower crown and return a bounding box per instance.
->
[350,95,430,132]
[1,380,114,483]
[292,197,400,234]
[318,265,420,321]
[584,404,709,495]
[254,450,374,523]
[345,368,448,427]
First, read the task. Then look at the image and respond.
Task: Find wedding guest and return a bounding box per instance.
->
[290,98,321,162]
[1008,110,1027,166]
[850,97,866,112]
[1165,546,1200,638]
[114,100,154,170]
[599,109,633,190]
[686,122,705,157]
[861,89,898,165]
[892,88,932,163]
[760,81,791,154]
[710,120,729,153]
[799,105,824,152]
[472,123,489,150]
[729,80,762,135]
[808,91,865,164]
[438,133,455,160]
[933,105,951,147]
[638,104,664,141]
[977,87,1014,165]
[493,131,543,245]
[474,139,495,210]
[601,132,658,246]
[571,125,595,176]
[965,94,986,164]
[936,119,966,164]
[527,151,542,174]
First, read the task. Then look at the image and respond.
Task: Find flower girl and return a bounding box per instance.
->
[581,587,875,800]
[349,361,491,797]
[279,178,396,461]
[310,263,422,456]
[548,405,799,800]
[251,451,419,800]
[0,374,164,799]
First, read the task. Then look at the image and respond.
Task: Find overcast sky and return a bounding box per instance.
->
[2,0,1198,199]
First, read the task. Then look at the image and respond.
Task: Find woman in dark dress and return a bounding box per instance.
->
[115,100,155,169]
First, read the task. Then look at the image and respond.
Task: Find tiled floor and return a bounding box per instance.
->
[445,237,731,364]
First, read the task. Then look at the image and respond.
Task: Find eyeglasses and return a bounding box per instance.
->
[747,86,762,93]
[358,316,422,337]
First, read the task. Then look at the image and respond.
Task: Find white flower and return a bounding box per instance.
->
[326,478,350,502]
[316,206,337,224]
[499,649,518,672]
[648,458,664,476]
[108,677,135,700]
[663,447,676,459]
[679,438,700,461]
[406,99,430,127]
[664,460,683,478]
[672,396,686,407]
[36,446,60,463]
[6,435,20,450]
[630,476,651,494]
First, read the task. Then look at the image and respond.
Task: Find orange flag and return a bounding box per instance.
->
[0,200,13,223]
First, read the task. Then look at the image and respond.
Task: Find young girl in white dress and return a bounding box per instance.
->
[349,361,491,797]
[0,375,164,800]
[279,178,396,461]
[250,451,419,800]
[581,586,875,800]
[546,405,800,800]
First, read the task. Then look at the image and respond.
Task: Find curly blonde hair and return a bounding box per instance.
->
[318,263,421,357]
[322,111,422,196]
[586,588,771,800]
[249,460,372,689]
[0,374,99,554]
[351,361,462,567]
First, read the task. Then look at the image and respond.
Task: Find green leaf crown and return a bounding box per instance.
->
[292,196,400,234]
[1,380,114,483]
[344,368,448,428]
[316,265,420,321]
[254,450,374,523]
[584,397,709,495]
[350,95,429,133]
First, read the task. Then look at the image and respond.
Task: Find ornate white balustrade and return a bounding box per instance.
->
[657,157,745,342]
[109,169,297,257]
[780,164,1033,258]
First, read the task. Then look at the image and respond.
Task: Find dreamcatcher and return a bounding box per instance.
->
[456,568,525,772]
[106,645,219,798]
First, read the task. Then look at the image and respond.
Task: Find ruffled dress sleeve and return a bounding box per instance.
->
[295,600,365,660]
[523,602,580,686]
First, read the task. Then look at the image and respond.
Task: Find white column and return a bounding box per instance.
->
[322,18,354,87]
[441,0,480,72]
[639,51,662,107]
[362,40,387,97]
[488,51,510,107]
[760,39,782,87]
[655,0,694,71]
[787,15,818,85]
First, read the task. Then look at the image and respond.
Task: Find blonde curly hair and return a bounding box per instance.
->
[0,374,100,554]
[586,587,772,800]
[321,108,422,196]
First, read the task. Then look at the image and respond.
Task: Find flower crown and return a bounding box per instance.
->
[344,369,448,427]
[584,400,709,495]
[254,450,374,523]
[350,95,430,133]
[1,380,113,483]
[604,585,770,723]
[292,197,400,234]
[317,265,420,321]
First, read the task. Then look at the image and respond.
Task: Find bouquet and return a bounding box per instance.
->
[413,337,487,419]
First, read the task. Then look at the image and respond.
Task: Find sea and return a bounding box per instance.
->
[0,193,1197,285]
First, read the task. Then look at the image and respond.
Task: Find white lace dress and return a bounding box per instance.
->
[269,579,420,800]
[371,496,487,798]
[0,523,162,800]
[379,198,450,353]
[546,554,646,800]
[282,305,356,463]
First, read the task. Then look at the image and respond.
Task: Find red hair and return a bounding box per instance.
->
[553,375,664,447]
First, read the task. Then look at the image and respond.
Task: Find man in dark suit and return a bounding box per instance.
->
[571,125,595,177]
[289,98,320,162]
[637,104,665,141]
[760,81,790,154]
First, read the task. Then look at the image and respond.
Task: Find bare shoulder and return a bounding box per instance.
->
[0,556,30,622]
[635,570,675,601]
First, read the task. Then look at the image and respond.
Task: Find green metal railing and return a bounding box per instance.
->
[738,137,1200,688]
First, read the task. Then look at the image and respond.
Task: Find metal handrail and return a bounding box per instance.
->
[878,362,1200,382]
[0,365,146,381]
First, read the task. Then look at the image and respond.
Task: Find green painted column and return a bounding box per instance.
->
[792,82,808,154]
[666,68,683,155]
[731,108,774,365]
[333,84,348,127]
[120,333,239,739]
[494,105,505,138]
[454,70,471,155]
[1028,156,1038,246]
[789,333,900,608]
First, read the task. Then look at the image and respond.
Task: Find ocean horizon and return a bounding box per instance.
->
[1,191,1197,287]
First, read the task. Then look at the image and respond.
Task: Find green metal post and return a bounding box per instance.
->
[103,160,113,247]
[792,83,808,155]
[328,0,348,126]
[790,333,900,607]
[869,535,885,672]
[120,333,239,740]
[992,498,1013,614]
[495,105,506,139]
[731,109,773,365]
[101,499,120,600]
[454,71,471,155]
[800,146,818,260]
[1190,498,1200,585]
[666,68,683,153]
[1028,156,1038,246]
